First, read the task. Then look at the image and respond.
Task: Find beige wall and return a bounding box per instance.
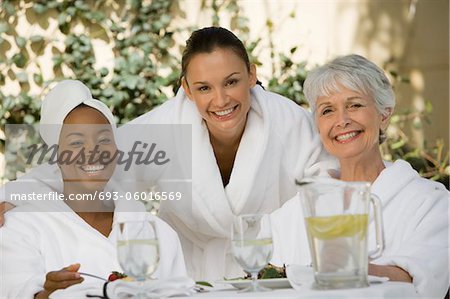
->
[4,0,448,147]
[341,0,449,148]
[2,0,448,179]
[181,0,449,147]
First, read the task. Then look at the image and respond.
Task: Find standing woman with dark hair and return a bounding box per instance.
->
[127,26,330,280]
[0,27,331,280]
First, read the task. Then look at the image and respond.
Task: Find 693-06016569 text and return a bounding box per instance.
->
[9,191,183,202]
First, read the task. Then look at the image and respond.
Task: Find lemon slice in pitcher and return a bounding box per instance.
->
[306,214,368,240]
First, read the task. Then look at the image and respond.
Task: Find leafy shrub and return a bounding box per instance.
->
[1,0,448,189]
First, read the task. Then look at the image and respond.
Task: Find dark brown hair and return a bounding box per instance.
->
[180,27,251,83]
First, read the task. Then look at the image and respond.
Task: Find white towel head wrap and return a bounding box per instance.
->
[39,79,116,146]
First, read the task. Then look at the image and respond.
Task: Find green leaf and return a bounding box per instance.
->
[390,139,405,150]
[157,38,169,49]
[103,86,115,97]
[66,7,77,16]
[90,11,105,22]
[15,36,26,48]
[123,75,139,89]
[16,72,28,83]
[33,73,43,86]
[260,267,284,279]
[425,100,433,114]
[100,67,109,77]
[160,14,171,25]
[58,13,69,25]
[389,70,398,77]
[195,281,213,287]
[124,102,136,116]
[401,77,410,83]
[390,114,400,124]
[23,115,35,124]
[59,22,70,34]
[75,0,88,10]
[12,53,27,68]
[52,55,63,67]
[30,35,44,42]
[413,118,422,129]
[47,1,58,8]
[33,3,46,14]
[4,2,15,15]
[0,22,9,33]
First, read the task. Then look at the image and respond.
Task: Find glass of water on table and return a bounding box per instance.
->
[117,219,160,298]
[232,214,273,292]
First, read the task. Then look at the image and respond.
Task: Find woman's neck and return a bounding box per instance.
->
[63,184,103,211]
[62,183,114,237]
[209,129,243,151]
[75,211,114,238]
[339,150,385,183]
[208,124,246,187]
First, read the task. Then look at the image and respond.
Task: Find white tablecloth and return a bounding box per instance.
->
[189,281,418,298]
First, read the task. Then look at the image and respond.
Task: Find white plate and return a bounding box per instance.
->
[217,278,291,289]
[369,275,390,283]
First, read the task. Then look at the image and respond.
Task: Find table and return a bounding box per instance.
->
[189,281,418,298]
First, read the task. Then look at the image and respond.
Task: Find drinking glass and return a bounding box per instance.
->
[231,214,273,292]
[117,220,160,298]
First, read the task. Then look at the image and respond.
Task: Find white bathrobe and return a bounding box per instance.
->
[0,199,186,299]
[111,86,329,280]
[1,86,331,280]
[270,159,449,298]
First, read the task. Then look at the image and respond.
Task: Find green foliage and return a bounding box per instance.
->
[1,0,181,180]
[267,51,308,107]
[0,0,448,188]
[390,139,449,189]
[0,0,179,129]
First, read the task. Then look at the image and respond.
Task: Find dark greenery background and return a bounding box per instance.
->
[0,0,448,188]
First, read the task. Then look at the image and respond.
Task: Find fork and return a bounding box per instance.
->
[79,272,108,281]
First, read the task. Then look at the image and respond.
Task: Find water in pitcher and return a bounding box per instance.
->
[305,214,369,289]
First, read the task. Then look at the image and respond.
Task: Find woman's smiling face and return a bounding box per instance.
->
[57,106,117,192]
[315,87,389,161]
[182,47,257,139]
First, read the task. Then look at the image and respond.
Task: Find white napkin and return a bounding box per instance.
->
[52,277,196,298]
[286,264,315,290]
[104,276,195,299]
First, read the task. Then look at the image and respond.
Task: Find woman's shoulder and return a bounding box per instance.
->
[252,86,312,119]
[2,204,52,237]
[379,160,449,209]
[125,97,180,126]
[389,160,448,192]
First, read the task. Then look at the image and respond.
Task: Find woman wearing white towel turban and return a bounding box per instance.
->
[0,27,331,280]
[0,80,187,299]
[270,54,449,298]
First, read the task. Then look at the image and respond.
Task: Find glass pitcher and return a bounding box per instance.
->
[298,178,384,290]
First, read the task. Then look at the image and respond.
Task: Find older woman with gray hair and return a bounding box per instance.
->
[271,54,449,298]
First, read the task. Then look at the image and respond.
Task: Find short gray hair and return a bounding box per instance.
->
[303,54,395,117]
